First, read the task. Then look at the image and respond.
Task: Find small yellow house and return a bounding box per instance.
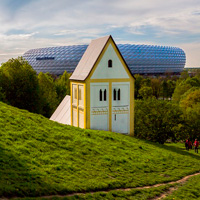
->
[69,35,135,135]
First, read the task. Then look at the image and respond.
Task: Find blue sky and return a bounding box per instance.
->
[0,0,200,67]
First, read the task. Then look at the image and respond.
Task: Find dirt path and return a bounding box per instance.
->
[152,172,200,200]
[2,172,200,200]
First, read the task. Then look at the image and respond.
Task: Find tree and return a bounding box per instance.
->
[135,99,184,144]
[161,80,176,100]
[184,77,200,87]
[180,70,189,80]
[134,74,143,99]
[172,83,192,103]
[0,70,5,101]
[0,57,40,112]
[151,78,161,99]
[172,76,200,103]
[167,80,176,99]
[180,88,200,109]
[141,77,151,87]
[179,88,200,140]
[55,71,71,102]
[138,86,153,99]
[0,86,5,101]
[38,72,59,117]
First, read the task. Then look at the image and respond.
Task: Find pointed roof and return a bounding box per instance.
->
[70,35,134,81]
[70,35,110,81]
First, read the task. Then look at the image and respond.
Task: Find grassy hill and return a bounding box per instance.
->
[0,101,200,198]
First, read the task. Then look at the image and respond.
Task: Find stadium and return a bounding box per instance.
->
[23,43,186,75]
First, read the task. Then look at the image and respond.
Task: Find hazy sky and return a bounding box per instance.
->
[0,0,200,67]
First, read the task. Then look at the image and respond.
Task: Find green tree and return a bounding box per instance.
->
[172,83,192,103]
[172,76,200,103]
[179,88,200,140]
[0,70,5,101]
[141,77,151,87]
[151,78,161,99]
[180,88,200,109]
[135,99,184,144]
[134,74,143,99]
[184,77,200,87]
[138,86,153,99]
[0,57,40,112]
[167,80,176,99]
[55,71,71,103]
[180,70,189,80]
[161,80,176,99]
[38,72,59,117]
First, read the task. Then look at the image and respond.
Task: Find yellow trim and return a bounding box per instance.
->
[129,79,134,136]
[86,39,110,80]
[70,82,73,126]
[70,81,86,128]
[110,41,134,80]
[86,79,90,129]
[89,78,130,83]
[84,84,86,129]
[109,81,112,131]
[77,84,79,127]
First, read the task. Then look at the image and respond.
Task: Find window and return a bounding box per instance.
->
[99,89,107,101]
[108,59,112,68]
[78,88,82,100]
[113,88,121,101]
[104,89,107,101]
[99,89,102,101]
[74,88,77,100]
[113,89,116,100]
[118,89,120,100]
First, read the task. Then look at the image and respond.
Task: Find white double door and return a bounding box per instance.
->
[90,82,130,134]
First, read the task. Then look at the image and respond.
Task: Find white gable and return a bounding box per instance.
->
[91,44,129,79]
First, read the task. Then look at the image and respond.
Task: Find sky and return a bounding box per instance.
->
[0,0,200,67]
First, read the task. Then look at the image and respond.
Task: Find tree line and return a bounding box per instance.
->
[0,57,70,118]
[134,71,200,144]
[0,57,199,144]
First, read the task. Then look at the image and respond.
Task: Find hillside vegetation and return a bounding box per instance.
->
[0,101,200,198]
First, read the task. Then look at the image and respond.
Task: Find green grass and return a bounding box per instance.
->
[0,101,200,198]
[163,175,200,200]
[14,184,174,200]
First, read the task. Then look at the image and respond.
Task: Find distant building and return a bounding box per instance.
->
[50,35,135,135]
[184,67,200,76]
[23,41,186,76]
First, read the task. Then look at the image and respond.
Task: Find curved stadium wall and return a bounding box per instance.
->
[23,44,186,75]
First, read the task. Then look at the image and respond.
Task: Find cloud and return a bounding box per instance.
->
[179,42,200,67]
[0,0,199,67]
[0,32,38,40]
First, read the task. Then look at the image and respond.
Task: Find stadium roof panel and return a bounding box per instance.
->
[23,41,186,75]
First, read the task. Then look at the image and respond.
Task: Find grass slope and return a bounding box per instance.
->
[164,175,200,200]
[0,101,200,198]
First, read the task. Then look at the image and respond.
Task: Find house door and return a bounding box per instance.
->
[112,83,130,134]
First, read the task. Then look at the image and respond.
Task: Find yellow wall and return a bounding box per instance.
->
[70,81,86,129]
